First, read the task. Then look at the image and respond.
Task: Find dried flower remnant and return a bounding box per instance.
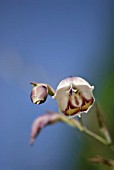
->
[53,77,95,118]
[30,112,83,144]
[89,155,114,168]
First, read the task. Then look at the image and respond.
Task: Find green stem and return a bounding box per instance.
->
[82,126,111,146]
[59,113,112,147]
[95,102,112,144]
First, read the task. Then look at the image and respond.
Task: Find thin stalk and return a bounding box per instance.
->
[95,102,112,144]
[82,126,111,145]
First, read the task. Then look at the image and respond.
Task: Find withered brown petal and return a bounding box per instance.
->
[30,112,57,144]
[30,112,82,144]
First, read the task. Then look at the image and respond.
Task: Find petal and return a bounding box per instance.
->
[76,85,94,100]
[71,93,83,107]
[81,98,94,112]
[56,77,73,91]
[55,88,83,117]
[71,77,93,88]
[55,87,69,112]
[56,77,93,91]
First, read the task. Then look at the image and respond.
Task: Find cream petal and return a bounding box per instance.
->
[56,77,72,90]
[71,77,92,88]
[55,87,69,112]
[56,77,93,91]
[76,85,94,100]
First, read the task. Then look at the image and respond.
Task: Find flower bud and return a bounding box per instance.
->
[30,83,48,104]
[54,77,95,118]
[30,82,55,105]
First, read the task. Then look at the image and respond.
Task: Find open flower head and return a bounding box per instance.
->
[53,77,95,118]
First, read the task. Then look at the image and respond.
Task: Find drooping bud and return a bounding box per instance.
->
[53,77,95,118]
[30,82,55,105]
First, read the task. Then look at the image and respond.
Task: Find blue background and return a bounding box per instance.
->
[0,1,113,170]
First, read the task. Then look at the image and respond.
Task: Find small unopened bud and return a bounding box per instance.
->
[30,82,55,105]
[30,83,48,104]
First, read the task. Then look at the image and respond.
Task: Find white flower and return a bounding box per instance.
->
[53,77,95,118]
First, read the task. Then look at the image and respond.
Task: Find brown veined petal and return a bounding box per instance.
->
[55,86,83,118]
[62,93,83,118]
[71,93,83,107]
[81,98,94,112]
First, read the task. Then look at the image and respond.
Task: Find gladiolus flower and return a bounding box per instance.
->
[53,77,94,118]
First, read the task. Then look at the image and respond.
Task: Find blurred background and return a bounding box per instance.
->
[0,0,114,170]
